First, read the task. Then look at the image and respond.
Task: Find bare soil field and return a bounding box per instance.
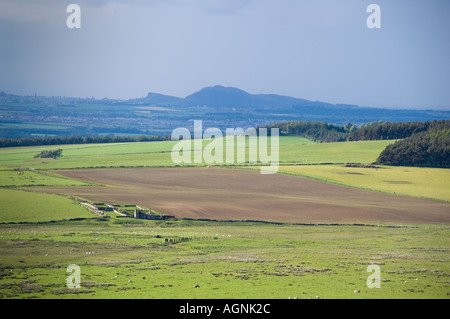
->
[39,167,450,224]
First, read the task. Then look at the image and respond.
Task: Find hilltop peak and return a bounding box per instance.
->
[182,85,253,107]
[188,85,249,95]
[180,85,332,109]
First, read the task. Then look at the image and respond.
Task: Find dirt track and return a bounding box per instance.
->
[43,167,450,224]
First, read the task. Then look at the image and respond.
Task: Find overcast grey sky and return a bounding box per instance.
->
[0,0,449,109]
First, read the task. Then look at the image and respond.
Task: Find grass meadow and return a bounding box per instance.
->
[0,169,95,188]
[0,136,448,299]
[0,189,94,223]
[0,219,449,299]
[277,165,450,202]
[0,136,393,169]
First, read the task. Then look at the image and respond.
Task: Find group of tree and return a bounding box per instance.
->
[264,119,449,168]
[376,124,450,168]
[0,134,170,148]
[34,149,63,159]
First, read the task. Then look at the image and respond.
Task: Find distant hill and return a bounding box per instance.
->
[132,85,336,109]
[131,85,449,121]
[0,86,449,139]
[181,85,326,108]
[183,85,255,107]
[128,92,182,105]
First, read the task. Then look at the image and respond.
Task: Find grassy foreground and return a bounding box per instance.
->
[0,218,449,299]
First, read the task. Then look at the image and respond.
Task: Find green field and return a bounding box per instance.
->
[0,169,95,187]
[278,165,450,202]
[0,136,392,169]
[0,189,94,223]
[0,137,449,299]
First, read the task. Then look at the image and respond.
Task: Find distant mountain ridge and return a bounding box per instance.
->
[128,92,183,105]
[135,85,449,113]
[182,85,320,108]
[1,86,447,112]
[137,85,348,109]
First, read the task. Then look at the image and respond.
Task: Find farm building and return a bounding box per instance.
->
[134,209,159,220]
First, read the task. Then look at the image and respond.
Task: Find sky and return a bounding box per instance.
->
[0,0,449,110]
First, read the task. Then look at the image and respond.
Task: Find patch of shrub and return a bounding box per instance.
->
[33,149,63,159]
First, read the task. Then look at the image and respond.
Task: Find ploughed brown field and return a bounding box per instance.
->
[42,167,450,224]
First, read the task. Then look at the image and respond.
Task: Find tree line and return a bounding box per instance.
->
[263,120,450,168]
[263,121,355,142]
[347,120,446,141]
[0,135,170,148]
[262,120,449,143]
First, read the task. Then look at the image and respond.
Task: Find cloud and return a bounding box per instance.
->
[0,0,253,25]
[76,0,252,14]
[179,0,253,14]
[0,0,62,24]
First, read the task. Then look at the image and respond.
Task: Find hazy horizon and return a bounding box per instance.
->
[1,0,449,110]
[3,84,450,111]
